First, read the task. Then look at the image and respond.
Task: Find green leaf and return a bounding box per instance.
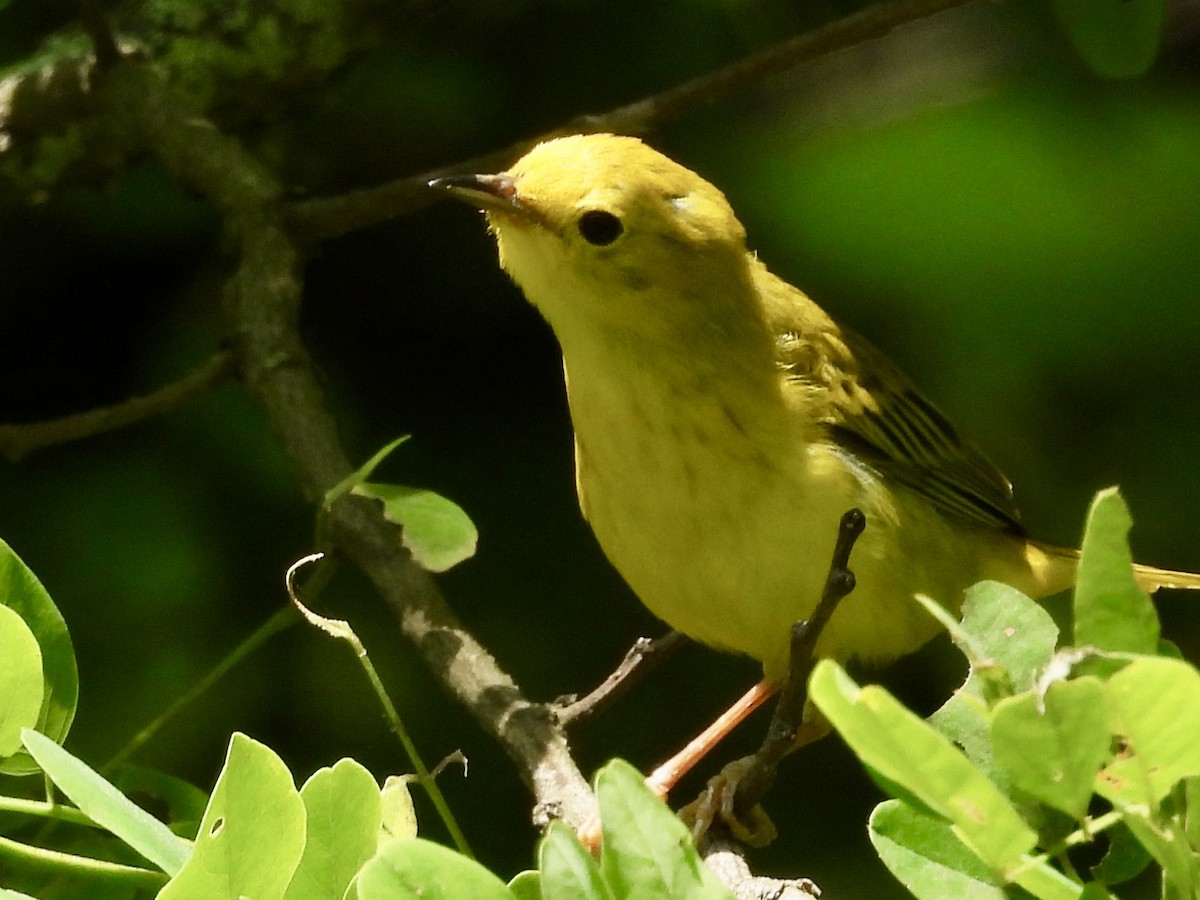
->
[924,581,1060,771]
[869,799,1006,899]
[159,732,306,898]
[929,690,1000,786]
[957,582,1059,695]
[0,605,44,757]
[0,538,78,775]
[538,821,612,900]
[1089,821,1152,886]
[355,837,514,900]
[324,435,411,508]
[508,870,542,900]
[1096,657,1200,806]
[595,759,732,899]
[1074,488,1159,655]
[870,800,1084,899]
[353,482,477,572]
[1184,777,1200,848]
[113,764,211,834]
[990,677,1110,819]
[1120,810,1199,897]
[379,774,418,843]
[1051,0,1164,79]
[810,661,1036,875]
[284,759,382,900]
[20,728,191,875]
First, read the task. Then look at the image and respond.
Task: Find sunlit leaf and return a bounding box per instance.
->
[285,758,381,900]
[0,539,78,775]
[354,482,477,572]
[21,728,191,875]
[159,733,306,898]
[538,821,610,900]
[869,800,1006,899]
[1074,488,1158,655]
[1096,657,1200,806]
[810,661,1036,875]
[0,605,43,757]
[379,774,418,844]
[991,678,1109,819]
[356,837,514,900]
[595,759,732,899]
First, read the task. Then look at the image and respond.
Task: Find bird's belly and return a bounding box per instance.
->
[576,428,1014,681]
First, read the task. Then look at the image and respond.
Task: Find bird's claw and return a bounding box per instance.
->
[678,757,778,848]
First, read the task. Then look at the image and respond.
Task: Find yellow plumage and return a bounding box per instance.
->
[434,133,1200,684]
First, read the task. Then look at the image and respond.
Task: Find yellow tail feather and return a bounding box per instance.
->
[1025,541,1200,596]
[1133,563,1200,593]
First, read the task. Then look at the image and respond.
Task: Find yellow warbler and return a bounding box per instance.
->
[432,132,1199,698]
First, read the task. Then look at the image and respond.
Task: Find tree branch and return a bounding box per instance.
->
[0,350,235,462]
[286,0,973,242]
[704,836,822,900]
[99,58,595,829]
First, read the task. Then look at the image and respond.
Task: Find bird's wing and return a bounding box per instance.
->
[777,323,1025,534]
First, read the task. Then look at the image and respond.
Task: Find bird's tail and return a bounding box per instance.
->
[1027,540,1200,595]
[1132,563,1200,593]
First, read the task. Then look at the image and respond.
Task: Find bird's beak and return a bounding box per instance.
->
[428,173,541,224]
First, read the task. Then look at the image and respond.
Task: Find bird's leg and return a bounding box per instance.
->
[578,510,865,853]
[643,678,778,799]
[577,678,775,854]
[680,509,867,846]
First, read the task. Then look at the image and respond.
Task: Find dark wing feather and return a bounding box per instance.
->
[777,324,1024,534]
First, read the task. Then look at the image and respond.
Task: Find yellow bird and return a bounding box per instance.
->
[431,133,1200,788]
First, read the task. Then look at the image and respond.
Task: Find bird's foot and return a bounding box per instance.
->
[678,756,778,848]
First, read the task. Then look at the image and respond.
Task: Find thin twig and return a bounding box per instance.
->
[285,552,472,857]
[553,631,688,727]
[0,350,236,462]
[286,0,975,242]
[102,605,298,774]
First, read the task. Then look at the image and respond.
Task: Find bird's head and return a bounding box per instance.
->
[431,133,754,350]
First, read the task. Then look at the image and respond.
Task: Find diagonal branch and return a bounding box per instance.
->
[98,59,595,829]
[286,0,972,242]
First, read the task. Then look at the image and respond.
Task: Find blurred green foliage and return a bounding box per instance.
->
[1,0,1198,896]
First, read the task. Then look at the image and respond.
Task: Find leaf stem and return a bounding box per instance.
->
[0,834,167,890]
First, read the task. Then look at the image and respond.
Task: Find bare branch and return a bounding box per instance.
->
[287,0,974,242]
[0,350,235,463]
[553,631,687,728]
[96,59,596,828]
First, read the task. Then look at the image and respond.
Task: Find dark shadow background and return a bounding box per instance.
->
[2,1,1199,896]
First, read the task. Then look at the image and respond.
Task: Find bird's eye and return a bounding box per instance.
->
[577,210,624,246]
